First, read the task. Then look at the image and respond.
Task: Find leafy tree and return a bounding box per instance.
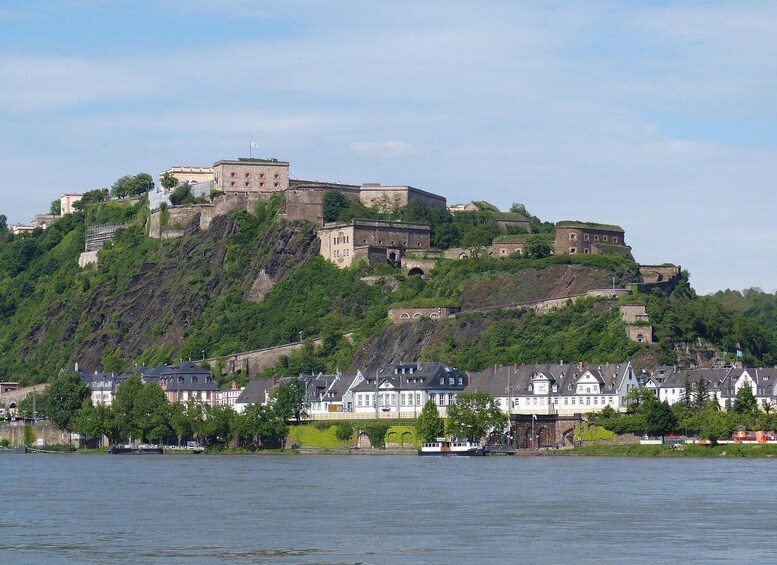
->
[169,402,192,446]
[734,383,758,415]
[362,422,390,448]
[170,184,197,206]
[445,392,507,442]
[161,171,179,190]
[416,399,445,441]
[73,188,109,210]
[44,371,90,431]
[461,225,496,256]
[334,422,354,443]
[523,235,552,259]
[694,409,735,445]
[50,199,61,215]
[111,173,154,198]
[112,375,144,441]
[198,404,235,446]
[624,387,657,415]
[270,380,307,423]
[132,382,170,443]
[0,213,7,231]
[644,400,677,439]
[234,402,287,448]
[323,190,349,223]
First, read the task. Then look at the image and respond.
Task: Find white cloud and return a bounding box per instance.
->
[348,141,416,158]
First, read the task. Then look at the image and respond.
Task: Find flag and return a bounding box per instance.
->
[250,142,258,148]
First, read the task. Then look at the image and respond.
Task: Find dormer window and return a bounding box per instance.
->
[192,376,198,384]
[178,376,184,384]
[439,377,444,385]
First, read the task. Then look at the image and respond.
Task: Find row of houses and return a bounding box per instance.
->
[646,365,777,409]
[77,359,639,417]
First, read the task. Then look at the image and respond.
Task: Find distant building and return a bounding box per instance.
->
[553,221,626,256]
[161,166,214,189]
[60,193,83,215]
[31,214,57,229]
[213,158,290,194]
[11,225,34,236]
[317,219,432,268]
[358,184,446,210]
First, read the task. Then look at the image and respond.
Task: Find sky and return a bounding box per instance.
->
[1,0,775,295]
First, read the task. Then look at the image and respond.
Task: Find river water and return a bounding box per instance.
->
[0,453,774,564]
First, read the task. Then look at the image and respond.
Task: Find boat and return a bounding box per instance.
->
[109,444,164,455]
[418,439,485,456]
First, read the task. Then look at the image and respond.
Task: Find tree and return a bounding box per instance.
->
[461,225,496,256]
[132,382,170,443]
[111,173,154,198]
[523,235,552,259]
[234,402,287,448]
[681,373,693,409]
[169,402,192,446]
[694,377,711,411]
[334,422,354,443]
[362,422,390,448]
[161,171,179,190]
[73,188,109,211]
[270,380,307,423]
[695,409,735,445]
[44,371,90,431]
[734,383,758,415]
[112,375,144,442]
[323,190,349,223]
[445,392,507,442]
[644,400,677,439]
[0,213,6,231]
[50,199,61,215]
[169,184,196,206]
[198,404,235,446]
[416,400,445,441]
[624,387,657,415]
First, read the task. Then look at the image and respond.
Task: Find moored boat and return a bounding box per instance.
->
[109,444,164,455]
[418,439,485,456]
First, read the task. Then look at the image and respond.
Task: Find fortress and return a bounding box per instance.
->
[146,155,637,272]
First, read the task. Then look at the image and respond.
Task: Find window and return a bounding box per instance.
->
[440,377,444,385]
[430,393,436,404]
[244,181,249,187]
[569,233,577,241]
[449,377,454,385]
[274,173,280,179]
[584,234,589,241]
[584,249,590,254]
[273,182,279,188]
[613,237,618,243]
[230,181,235,187]
[603,235,608,242]
[569,248,576,254]
[192,376,198,383]
[260,173,265,179]
[358,395,363,406]
[586,397,591,405]
[259,182,265,187]
[178,376,184,384]
[244,172,250,178]
[571,398,576,405]
[458,377,463,385]
[230,172,236,178]
[448,393,455,404]
[594,234,599,241]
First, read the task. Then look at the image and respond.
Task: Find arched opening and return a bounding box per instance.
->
[636,334,645,343]
[388,251,397,262]
[430,313,440,319]
[408,267,424,276]
[413,313,422,319]
[459,253,468,260]
[400,313,410,320]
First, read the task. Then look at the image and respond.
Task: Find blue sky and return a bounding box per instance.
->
[1,1,776,294]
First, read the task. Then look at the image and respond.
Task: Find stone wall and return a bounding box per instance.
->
[401,257,439,276]
[148,205,201,239]
[0,420,77,447]
[79,251,98,267]
[639,264,680,283]
[626,325,654,344]
[388,306,459,323]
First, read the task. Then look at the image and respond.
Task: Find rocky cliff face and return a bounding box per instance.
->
[59,215,318,369]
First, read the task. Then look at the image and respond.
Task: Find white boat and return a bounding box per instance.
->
[418,439,485,456]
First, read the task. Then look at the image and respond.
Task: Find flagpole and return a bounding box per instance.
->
[249,141,252,158]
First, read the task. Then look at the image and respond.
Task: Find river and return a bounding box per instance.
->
[0,453,774,564]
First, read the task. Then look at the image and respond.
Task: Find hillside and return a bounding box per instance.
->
[1,197,776,387]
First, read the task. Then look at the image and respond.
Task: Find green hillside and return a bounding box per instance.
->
[1,197,776,387]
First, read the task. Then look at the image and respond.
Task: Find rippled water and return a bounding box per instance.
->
[1,453,775,564]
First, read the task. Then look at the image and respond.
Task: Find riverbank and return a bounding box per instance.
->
[546,443,777,457]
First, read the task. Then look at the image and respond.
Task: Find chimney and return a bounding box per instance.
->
[578,361,584,370]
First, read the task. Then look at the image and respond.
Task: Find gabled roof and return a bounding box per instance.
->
[235,378,276,405]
